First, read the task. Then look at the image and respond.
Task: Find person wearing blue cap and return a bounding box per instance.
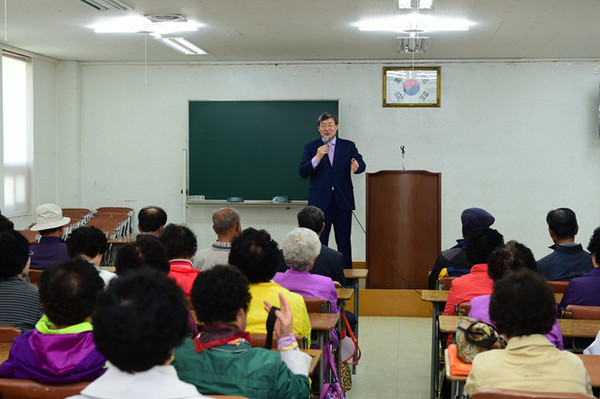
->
[428,207,495,289]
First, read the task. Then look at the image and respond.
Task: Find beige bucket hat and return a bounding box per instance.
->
[30,203,71,231]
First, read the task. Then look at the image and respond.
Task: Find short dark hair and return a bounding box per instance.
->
[0,215,14,232]
[93,270,189,372]
[487,240,537,281]
[159,224,197,260]
[297,206,324,235]
[39,227,61,236]
[490,268,556,337]
[0,230,30,279]
[38,258,104,326]
[587,227,600,265]
[66,226,108,259]
[213,208,240,235]
[192,265,251,324]
[317,112,338,126]
[465,228,504,264]
[138,206,167,233]
[546,208,578,240]
[115,236,170,275]
[228,228,280,284]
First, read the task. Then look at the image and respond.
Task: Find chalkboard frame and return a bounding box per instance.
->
[187,100,339,202]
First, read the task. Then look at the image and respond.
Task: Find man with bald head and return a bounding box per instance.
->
[193,208,241,271]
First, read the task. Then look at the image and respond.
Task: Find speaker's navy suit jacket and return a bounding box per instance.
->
[299,137,366,211]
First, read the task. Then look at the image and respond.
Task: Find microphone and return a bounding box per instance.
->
[322,136,330,144]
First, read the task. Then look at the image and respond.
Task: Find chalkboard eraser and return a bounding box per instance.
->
[272,196,289,204]
[227,197,244,203]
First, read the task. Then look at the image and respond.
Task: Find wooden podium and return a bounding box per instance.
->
[366,170,441,289]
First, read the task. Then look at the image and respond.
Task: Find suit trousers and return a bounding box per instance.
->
[321,192,353,269]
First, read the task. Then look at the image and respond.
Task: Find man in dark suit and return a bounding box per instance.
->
[299,112,366,270]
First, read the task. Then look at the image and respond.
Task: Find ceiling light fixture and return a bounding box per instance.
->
[356,14,474,33]
[92,16,202,34]
[79,0,132,11]
[397,0,435,10]
[156,36,207,55]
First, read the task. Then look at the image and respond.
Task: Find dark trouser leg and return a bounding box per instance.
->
[329,200,352,270]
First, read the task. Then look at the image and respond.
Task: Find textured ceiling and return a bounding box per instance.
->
[3,0,600,62]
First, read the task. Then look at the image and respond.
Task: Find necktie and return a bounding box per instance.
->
[328,142,334,165]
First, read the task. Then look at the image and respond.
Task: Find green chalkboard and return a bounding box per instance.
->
[188,100,339,201]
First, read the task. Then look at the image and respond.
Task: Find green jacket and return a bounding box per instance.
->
[173,338,310,399]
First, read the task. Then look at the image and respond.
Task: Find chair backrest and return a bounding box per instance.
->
[547,280,569,294]
[471,388,596,399]
[563,305,600,320]
[455,302,471,316]
[333,281,342,288]
[303,297,331,314]
[0,325,22,343]
[28,269,44,286]
[0,378,90,399]
[437,276,457,290]
[248,333,307,349]
[17,230,38,245]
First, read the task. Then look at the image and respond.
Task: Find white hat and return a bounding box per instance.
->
[30,203,70,231]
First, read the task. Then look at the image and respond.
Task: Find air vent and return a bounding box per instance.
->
[79,0,132,11]
[145,15,187,23]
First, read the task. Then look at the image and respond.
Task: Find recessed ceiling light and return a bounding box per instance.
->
[156,36,207,55]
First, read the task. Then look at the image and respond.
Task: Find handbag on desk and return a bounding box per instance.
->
[455,317,506,363]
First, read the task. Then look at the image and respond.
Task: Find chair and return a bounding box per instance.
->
[303,297,331,314]
[0,325,21,343]
[437,276,457,290]
[17,230,38,245]
[562,305,600,320]
[333,281,342,288]
[28,269,44,285]
[547,281,569,294]
[248,333,307,349]
[0,378,90,399]
[455,302,471,316]
[470,388,596,399]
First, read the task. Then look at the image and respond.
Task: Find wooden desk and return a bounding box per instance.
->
[440,316,600,339]
[344,268,367,373]
[305,348,322,376]
[422,290,564,305]
[107,233,137,244]
[336,288,353,301]
[0,343,11,365]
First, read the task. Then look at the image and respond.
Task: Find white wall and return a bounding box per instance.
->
[45,60,600,262]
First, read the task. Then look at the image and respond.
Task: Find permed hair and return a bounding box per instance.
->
[159,224,197,260]
[490,268,556,337]
[66,226,108,259]
[191,265,251,324]
[93,269,188,372]
[38,258,104,326]
[0,230,30,279]
[487,240,537,281]
[228,227,280,284]
[587,226,600,266]
[282,227,321,271]
[115,236,170,275]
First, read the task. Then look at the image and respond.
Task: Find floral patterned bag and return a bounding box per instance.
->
[455,317,506,363]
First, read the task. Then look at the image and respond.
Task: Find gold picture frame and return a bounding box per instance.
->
[383,66,441,107]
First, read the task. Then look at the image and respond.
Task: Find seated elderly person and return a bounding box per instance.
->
[0,229,44,332]
[69,270,206,399]
[173,265,311,398]
[114,236,170,275]
[273,227,338,313]
[0,258,106,383]
[464,269,592,396]
[468,241,563,349]
[159,224,201,296]
[559,226,600,310]
[66,225,116,286]
[228,228,311,344]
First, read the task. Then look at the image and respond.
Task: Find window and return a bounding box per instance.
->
[2,51,31,216]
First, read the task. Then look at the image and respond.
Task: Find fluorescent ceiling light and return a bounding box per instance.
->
[356,14,474,33]
[92,16,202,34]
[157,37,207,55]
[80,0,132,11]
[397,0,435,9]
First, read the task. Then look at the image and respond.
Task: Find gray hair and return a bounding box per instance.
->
[212,208,240,234]
[281,227,321,271]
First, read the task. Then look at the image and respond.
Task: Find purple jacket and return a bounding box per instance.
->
[29,236,70,270]
[469,294,564,350]
[273,269,338,313]
[559,267,600,310]
[0,316,106,383]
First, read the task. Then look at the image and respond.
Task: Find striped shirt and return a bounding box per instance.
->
[0,276,44,332]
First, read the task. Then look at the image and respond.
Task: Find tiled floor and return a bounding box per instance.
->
[345,317,431,399]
